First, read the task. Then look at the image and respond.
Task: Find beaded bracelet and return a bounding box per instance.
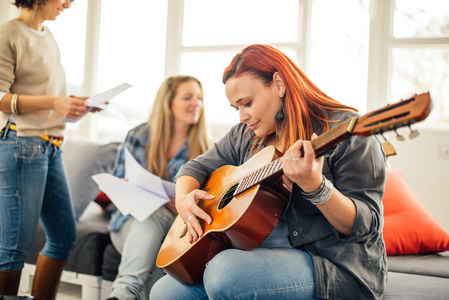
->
[10,93,20,115]
[301,175,334,206]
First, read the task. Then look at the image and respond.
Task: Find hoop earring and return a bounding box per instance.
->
[275,101,286,141]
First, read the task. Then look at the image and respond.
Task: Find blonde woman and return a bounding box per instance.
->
[107,75,211,300]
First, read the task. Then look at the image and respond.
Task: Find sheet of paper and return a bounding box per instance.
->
[92,174,168,222]
[87,82,132,107]
[91,148,175,221]
[61,82,132,123]
[124,150,168,198]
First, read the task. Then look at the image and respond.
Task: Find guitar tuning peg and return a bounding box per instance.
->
[408,126,419,139]
[394,129,406,141]
[381,134,397,157]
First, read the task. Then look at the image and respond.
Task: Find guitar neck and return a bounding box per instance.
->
[234,117,358,196]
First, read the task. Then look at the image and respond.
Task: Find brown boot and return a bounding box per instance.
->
[0,269,22,295]
[31,253,66,300]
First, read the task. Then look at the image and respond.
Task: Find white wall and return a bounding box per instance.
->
[0,0,18,21]
[388,124,449,232]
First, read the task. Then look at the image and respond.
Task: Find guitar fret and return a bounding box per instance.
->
[274,159,282,172]
[263,163,272,177]
[257,166,266,179]
[249,169,261,186]
[235,158,284,196]
[245,174,255,189]
[240,176,251,191]
[255,167,264,180]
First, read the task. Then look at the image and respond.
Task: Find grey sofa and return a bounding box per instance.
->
[20,140,449,299]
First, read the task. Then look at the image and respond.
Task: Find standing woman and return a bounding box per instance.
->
[0,0,90,299]
[151,44,387,299]
[106,75,211,300]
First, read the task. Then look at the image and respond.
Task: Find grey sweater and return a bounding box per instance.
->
[177,110,387,299]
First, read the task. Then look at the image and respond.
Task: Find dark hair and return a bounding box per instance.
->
[14,0,73,9]
[14,0,45,9]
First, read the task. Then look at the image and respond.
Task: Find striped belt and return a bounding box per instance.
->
[6,124,63,147]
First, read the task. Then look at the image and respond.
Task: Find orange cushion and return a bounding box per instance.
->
[382,168,449,255]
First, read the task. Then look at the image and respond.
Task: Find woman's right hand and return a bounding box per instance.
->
[176,189,214,243]
[53,96,88,118]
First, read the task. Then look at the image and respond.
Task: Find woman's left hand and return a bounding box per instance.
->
[282,135,324,193]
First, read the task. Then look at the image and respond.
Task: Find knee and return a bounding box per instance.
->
[149,276,170,300]
[43,222,77,259]
[62,219,78,251]
[203,249,241,296]
[66,225,78,249]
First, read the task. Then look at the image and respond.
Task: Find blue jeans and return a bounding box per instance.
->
[0,127,77,271]
[150,247,318,300]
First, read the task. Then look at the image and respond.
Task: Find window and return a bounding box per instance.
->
[171,0,372,140]
[49,0,169,142]
[172,0,301,138]
[95,0,168,141]
[309,0,370,113]
[45,1,87,137]
[390,0,449,123]
[24,0,448,141]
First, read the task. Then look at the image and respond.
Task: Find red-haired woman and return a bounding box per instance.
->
[151,44,387,300]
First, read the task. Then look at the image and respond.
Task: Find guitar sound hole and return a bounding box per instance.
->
[217,183,238,210]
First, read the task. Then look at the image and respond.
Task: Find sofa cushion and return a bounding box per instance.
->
[383,272,449,299]
[387,251,449,279]
[382,168,449,255]
[62,140,120,219]
[102,243,121,281]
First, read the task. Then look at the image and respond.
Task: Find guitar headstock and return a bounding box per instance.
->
[352,92,432,137]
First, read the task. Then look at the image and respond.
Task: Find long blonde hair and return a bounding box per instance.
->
[146,75,211,180]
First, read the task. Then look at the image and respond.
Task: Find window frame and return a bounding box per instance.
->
[2,0,448,140]
[367,0,449,113]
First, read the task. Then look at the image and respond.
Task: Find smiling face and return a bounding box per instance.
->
[225,73,282,138]
[170,80,204,128]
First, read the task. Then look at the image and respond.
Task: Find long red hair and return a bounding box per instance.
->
[223,44,357,153]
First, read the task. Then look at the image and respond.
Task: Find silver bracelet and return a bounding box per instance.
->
[301,175,333,206]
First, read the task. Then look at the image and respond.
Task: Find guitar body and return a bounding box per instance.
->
[156,146,291,284]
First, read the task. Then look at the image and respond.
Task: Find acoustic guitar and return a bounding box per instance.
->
[156,92,432,285]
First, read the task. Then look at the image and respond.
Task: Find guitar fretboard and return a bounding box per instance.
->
[233,117,357,197]
[234,157,284,196]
